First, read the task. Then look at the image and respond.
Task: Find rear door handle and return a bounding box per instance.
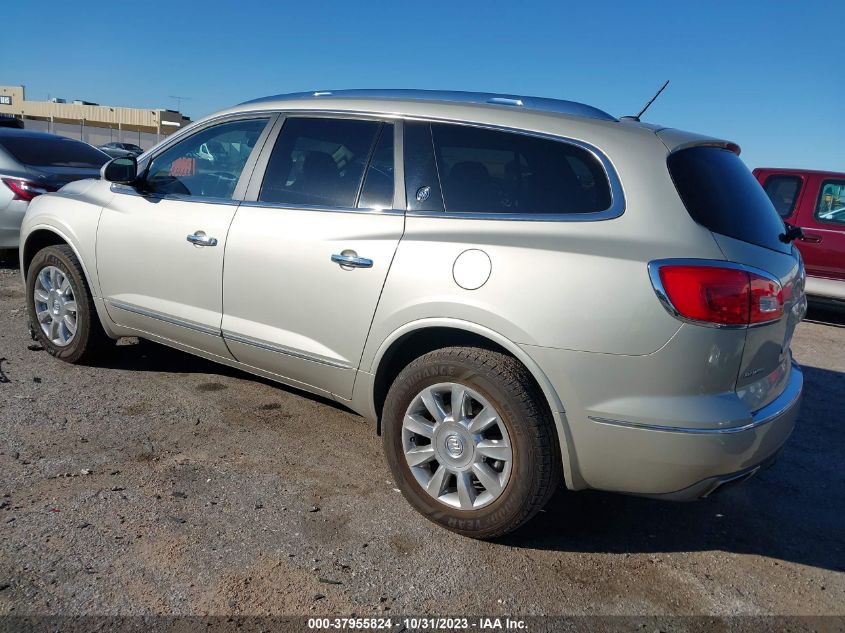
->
[187,231,218,247]
[798,234,821,243]
[331,251,373,268]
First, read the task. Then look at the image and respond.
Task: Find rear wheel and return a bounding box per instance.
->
[26,245,110,363]
[382,347,561,539]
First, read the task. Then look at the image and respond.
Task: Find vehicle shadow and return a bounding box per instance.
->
[95,338,350,414]
[0,249,20,270]
[806,301,845,328]
[503,364,845,573]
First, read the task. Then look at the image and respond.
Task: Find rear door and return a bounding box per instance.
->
[221,115,403,398]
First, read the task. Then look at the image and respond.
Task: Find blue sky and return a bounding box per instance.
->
[3,0,843,171]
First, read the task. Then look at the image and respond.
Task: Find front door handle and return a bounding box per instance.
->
[798,234,821,244]
[187,231,218,247]
[331,251,373,269]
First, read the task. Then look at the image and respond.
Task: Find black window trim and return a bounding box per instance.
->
[814,178,845,227]
[763,174,803,218]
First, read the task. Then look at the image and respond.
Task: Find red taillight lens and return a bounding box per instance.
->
[1,177,55,202]
[656,264,783,326]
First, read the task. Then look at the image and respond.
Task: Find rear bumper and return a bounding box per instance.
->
[572,362,802,497]
[0,199,29,248]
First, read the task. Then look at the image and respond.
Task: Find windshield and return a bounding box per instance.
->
[0,135,109,168]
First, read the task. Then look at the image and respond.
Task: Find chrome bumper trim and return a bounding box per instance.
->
[588,363,802,435]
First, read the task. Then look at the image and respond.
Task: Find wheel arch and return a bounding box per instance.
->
[21,226,117,340]
[365,319,581,489]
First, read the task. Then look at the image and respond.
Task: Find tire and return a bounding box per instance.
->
[382,346,561,539]
[26,244,110,363]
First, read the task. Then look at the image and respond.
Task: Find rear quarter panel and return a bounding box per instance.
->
[363,123,724,370]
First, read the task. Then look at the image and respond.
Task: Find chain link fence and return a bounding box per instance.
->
[19,116,164,151]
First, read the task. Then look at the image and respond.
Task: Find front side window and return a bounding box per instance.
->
[763,175,802,218]
[259,117,382,208]
[815,180,845,226]
[428,123,612,215]
[145,118,269,199]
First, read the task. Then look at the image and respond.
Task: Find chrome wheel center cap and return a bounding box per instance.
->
[445,434,464,458]
[52,298,62,314]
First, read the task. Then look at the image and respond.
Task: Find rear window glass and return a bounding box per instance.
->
[0,135,108,168]
[430,123,612,215]
[763,175,802,218]
[667,147,790,254]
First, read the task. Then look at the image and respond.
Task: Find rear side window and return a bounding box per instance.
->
[763,175,802,218]
[667,147,790,254]
[429,123,611,215]
[260,117,382,208]
[0,135,108,168]
[815,180,845,226]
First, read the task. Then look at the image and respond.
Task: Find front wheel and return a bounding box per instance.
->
[26,244,110,363]
[382,347,561,539]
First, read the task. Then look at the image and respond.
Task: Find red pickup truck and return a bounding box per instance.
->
[754,168,845,303]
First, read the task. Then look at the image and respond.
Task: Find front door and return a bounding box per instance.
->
[222,116,403,398]
[799,176,845,282]
[97,115,273,357]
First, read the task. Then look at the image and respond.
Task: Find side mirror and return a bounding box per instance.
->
[101,156,138,184]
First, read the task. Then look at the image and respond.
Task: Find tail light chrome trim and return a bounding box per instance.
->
[647,258,786,330]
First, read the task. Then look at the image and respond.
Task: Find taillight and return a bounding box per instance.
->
[651,262,783,327]
[1,177,56,202]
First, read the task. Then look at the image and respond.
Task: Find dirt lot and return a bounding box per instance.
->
[1,249,843,622]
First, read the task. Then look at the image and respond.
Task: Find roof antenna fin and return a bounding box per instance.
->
[626,80,669,122]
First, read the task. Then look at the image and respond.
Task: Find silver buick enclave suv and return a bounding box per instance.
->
[19,90,806,538]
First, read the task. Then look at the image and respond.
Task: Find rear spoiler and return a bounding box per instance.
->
[654,127,741,155]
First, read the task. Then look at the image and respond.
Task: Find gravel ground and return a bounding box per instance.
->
[0,250,843,620]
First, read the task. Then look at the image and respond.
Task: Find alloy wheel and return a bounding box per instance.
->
[402,382,513,510]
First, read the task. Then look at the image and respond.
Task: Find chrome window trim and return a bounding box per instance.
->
[587,362,801,434]
[647,257,785,331]
[228,107,624,221]
[238,199,404,216]
[107,300,221,337]
[403,119,624,222]
[109,184,241,207]
[222,330,352,370]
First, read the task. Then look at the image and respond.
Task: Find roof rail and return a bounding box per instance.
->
[240,89,617,122]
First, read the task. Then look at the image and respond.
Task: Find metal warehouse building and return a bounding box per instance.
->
[0,85,191,151]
